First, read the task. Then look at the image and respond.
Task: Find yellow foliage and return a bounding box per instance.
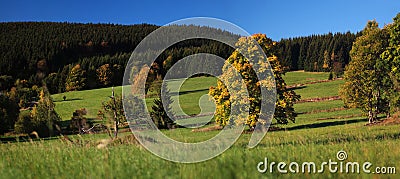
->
[209,34,299,128]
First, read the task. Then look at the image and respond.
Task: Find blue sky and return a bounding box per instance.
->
[0,0,399,40]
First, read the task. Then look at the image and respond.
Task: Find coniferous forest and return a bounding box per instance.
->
[0,22,357,94]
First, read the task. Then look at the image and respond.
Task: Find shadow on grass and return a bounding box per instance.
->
[169,89,209,96]
[58,120,71,128]
[0,119,103,144]
[288,85,307,90]
[284,118,366,131]
[0,135,60,143]
[283,116,387,131]
[54,98,82,102]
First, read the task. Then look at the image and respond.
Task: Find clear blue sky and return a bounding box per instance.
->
[0,0,399,40]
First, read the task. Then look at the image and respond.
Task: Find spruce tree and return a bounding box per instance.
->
[150,82,175,129]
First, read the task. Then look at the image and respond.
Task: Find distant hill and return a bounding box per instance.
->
[0,22,357,94]
[0,22,238,93]
[0,22,158,78]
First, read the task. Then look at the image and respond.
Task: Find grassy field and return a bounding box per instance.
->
[293,80,344,99]
[283,71,330,86]
[52,87,123,120]
[52,76,217,120]
[1,71,399,178]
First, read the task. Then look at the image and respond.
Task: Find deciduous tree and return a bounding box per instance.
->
[381,13,400,114]
[209,34,299,128]
[65,64,86,91]
[339,21,389,123]
[96,64,113,87]
[98,88,126,138]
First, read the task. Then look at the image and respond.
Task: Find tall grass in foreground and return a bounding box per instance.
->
[2,72,397,178]
[1,123,399,178]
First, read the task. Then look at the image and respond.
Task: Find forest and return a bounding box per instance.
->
[0,22,356,94]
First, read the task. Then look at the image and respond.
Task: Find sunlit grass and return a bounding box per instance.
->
[283,71,330,85]
[294,80,344,99]
[2,71,398,178]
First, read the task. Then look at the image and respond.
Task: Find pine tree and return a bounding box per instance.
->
[150,82,175,129]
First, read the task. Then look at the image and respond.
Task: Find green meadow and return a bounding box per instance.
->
[1,72,398,178]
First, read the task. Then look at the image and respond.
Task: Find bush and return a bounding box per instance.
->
[0,93,19,134]
[14,89,61,137]
[14,111,34,134]
[68,108,92,134]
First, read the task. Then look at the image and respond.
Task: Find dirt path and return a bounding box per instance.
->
[287,78,343,89]
[296,96,341,103]
[316,114,363,121]
[302,107,347,114]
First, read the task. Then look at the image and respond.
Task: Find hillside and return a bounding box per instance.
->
[0,22,358,95]
[51,71,361,126]
[0,22,238,93]
[1,71,398,178]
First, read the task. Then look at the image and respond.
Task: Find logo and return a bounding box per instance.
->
[257,150,396,174]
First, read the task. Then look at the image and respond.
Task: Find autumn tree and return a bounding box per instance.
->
[65,64,86,91]
[96,63,122,87]
[32,89,61,136]
[339,21,390,123]
[131,64,150,95]
[15,89,61,137]
[322,50,331,72]
[96,64,113,87]
[381,13,400,114]
[209,34,299,128]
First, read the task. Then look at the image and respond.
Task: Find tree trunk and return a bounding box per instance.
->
[114,112,118,138]
[112,87,118,138]
[368,110,374,124]
[387,102,391,118]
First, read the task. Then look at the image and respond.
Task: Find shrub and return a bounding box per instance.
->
[0,93,19,134]
[14,111,34,134]
[14,89,61,137]
[68,108,92,134]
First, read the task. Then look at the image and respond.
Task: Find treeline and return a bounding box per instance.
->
[0,22,158,78]
[0,22,238,94]
[0,22,360,95]
[276,32,359,73]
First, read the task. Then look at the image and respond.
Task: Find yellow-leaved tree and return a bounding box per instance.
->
[209,34,300,129]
